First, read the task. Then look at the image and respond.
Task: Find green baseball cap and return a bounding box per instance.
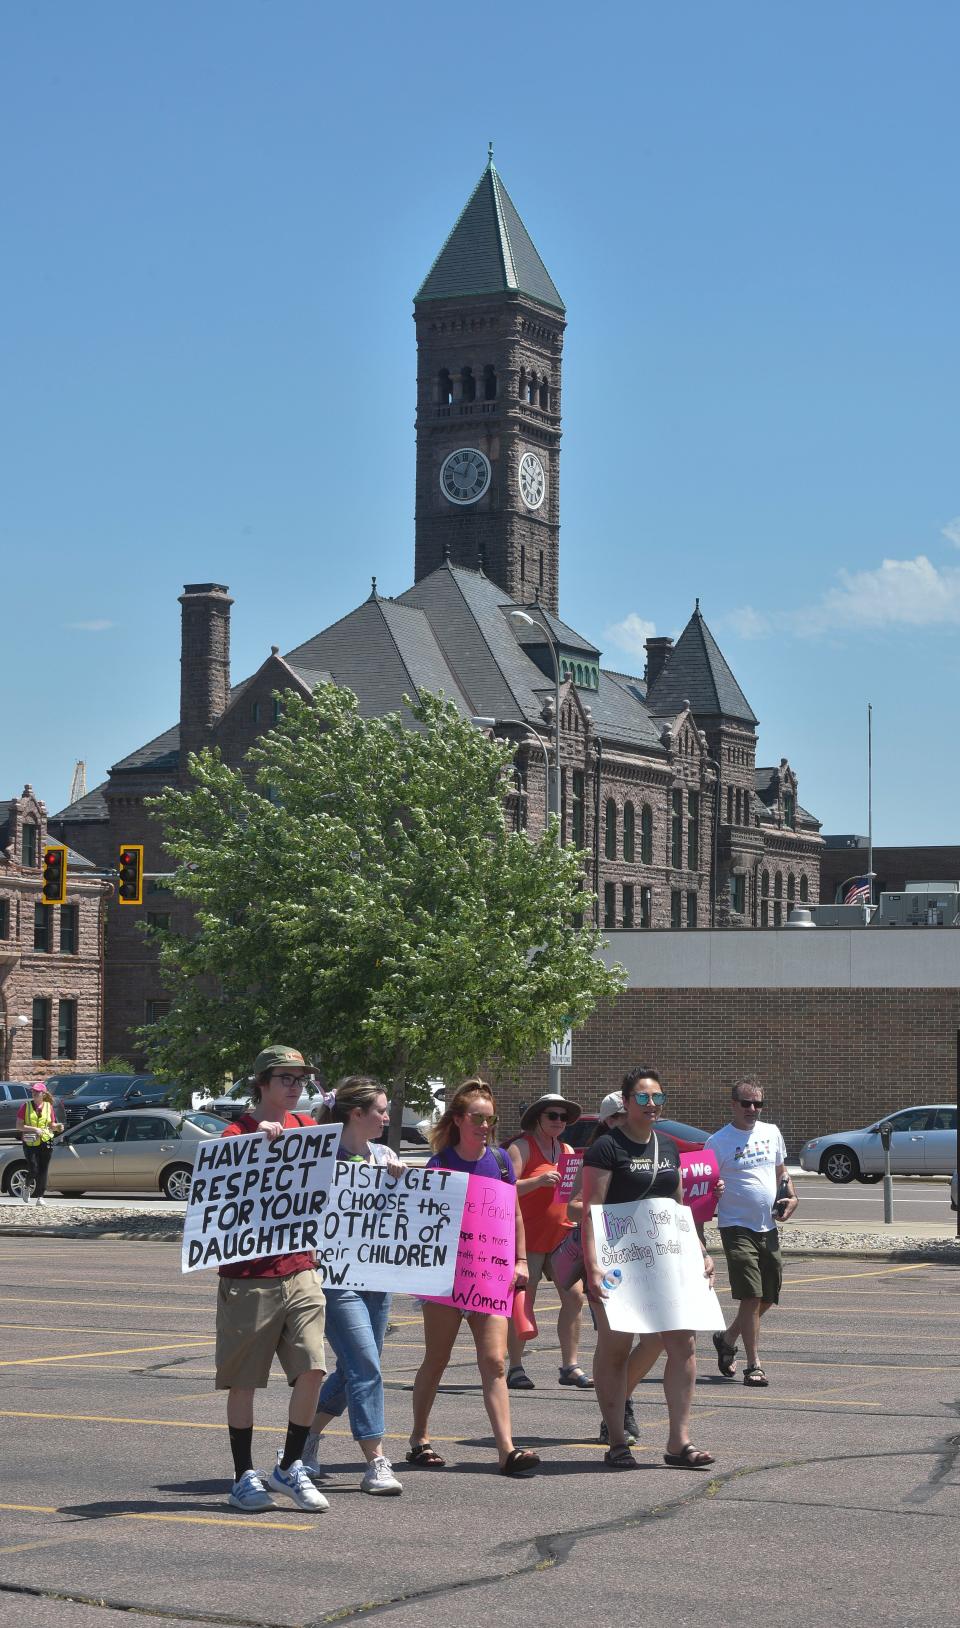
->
[252,1044,308,1076]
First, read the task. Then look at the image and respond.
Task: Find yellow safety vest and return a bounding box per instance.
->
[22,1101,54,1146]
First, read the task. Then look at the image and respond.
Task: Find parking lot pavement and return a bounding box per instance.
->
[0,1238,957,1627]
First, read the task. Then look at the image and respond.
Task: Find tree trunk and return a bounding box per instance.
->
[387,1048,408,1153]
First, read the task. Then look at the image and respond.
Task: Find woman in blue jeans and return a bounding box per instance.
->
[302,1077,404,1496]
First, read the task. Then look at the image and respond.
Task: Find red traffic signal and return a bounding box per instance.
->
[41,845,68,905]
[117,844,144,905]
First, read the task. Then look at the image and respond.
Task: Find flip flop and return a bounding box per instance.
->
[499,1448,541,1477]
[405,1442,446,1467]
[663,1444,715,1470]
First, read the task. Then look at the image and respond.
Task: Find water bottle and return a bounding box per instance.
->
[601,1267,622,1291]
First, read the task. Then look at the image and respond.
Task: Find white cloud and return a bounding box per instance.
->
[66,619,115,632]
[603,612,656,660]
[942,517,960,548]
[728,554,960,640]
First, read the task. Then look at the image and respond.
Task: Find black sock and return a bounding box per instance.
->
[280,1421,310,1471]
[229,1425,254,1480]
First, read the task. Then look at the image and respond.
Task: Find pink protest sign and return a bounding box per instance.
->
[424,1173,516,1316]
[680,1148,721,1224]
[552,1149,584,1207]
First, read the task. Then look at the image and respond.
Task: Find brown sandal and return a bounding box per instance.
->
[500,1448,541,1477]
[406,1442,446,1467]
[663,1444,715,1470]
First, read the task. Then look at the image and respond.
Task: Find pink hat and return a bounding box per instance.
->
[30,1081,48,1095]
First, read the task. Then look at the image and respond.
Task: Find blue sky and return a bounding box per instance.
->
[4,2,958,842]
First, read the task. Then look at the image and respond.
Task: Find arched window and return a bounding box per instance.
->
[640,803,653,865]
[761,870,770,897]
[538,376,549,408]
[774,873,783,899]
[773,901,782,926]
[743,792,751,825]
[623,802,635,862]
[460,366,476,403]
[735,789,742,825]
[518,367,527,401]
[575,663,584,685]
[726,786,734,825]
[799,874,809,902]
[483,364,497,401]
[605,799,617,860]
[437,368,452,406]
[538,551,544,589]
[520,545,526,583]
[527,372,537,405]
[787,873,796,903]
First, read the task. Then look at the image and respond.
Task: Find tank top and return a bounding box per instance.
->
[517,1135,574,1254]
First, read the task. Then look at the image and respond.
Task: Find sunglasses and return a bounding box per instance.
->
[632,1091,665,1107]
[738,1100,764,1111]
[542,1110,568,1122]
[466,1112,498,1127]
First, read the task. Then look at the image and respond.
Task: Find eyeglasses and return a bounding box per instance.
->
[466,1112,498,1127]
[271,1072,306,1087]
[737,1100,763,1112]
[633,1091,665,1107]
[542,1111,568,1123]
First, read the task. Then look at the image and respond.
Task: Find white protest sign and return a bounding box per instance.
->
[316,1162,467,1295]
[590,1196,725,1334]
[182,1123,340,1273]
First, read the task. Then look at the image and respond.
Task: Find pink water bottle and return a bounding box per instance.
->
[511,1288,538,1341]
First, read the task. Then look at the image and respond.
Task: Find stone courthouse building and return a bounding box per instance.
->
[50,156,822,1066]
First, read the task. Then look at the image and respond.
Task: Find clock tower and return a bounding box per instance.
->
[413,152,565,613]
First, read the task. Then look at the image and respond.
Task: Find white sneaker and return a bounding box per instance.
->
[266,1455,329,1512]
[35,1197,47,1207]
[301,1431,325,1478]
[228,1469,275,1511]
[360,1455,403,1496]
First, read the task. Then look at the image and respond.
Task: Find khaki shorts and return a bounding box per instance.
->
[215,1271,327,1390]
[719,1226,783,1304]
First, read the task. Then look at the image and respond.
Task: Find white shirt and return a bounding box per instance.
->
[705,1120,787,1233]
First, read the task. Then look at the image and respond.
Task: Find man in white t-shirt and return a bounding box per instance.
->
[704,1079,797,1389]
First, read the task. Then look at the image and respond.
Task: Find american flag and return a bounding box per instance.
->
[842,876,872,905]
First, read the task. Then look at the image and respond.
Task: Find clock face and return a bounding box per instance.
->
[440,447,491,505]
[519,451,546,509]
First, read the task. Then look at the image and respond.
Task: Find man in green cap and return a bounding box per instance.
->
[215,1044,330,1513]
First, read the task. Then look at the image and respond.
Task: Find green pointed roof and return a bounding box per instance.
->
[416,154,564,312]
[646,603,758,725]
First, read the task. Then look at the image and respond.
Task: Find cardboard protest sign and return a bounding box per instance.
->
[552,1149,584,1208]
[315,1162,467,1294]
[425,1173,517,1315]
[679,1148,721,1224]
[589,1197,725,1334]
[182,1123,340,1273]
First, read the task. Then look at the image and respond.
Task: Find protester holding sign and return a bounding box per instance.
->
[215,1046,329,1514]
[505,1092,591,1391]
[408,1079,541,1478]
[302,1077,404,1497]
[581,1068,716,1472]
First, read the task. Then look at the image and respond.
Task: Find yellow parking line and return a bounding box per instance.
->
[0,1502,312,1532]
[0,1340,212,1368]
[780,1263,931,1286]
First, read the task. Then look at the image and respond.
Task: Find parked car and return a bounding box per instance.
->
[951,1170,958,1212]
[0,1108,221,1201]
[520,1112,712,1156]
[46,1072,156,1099]
[799,1104,958,1183]
[192,1077,326,1120]
[58,1076,174,1129]
[0,1083,35,1137]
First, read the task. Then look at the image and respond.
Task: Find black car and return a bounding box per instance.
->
[54,1074,173,1128]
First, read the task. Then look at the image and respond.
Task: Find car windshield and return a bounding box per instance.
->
[68,1079,133,1099]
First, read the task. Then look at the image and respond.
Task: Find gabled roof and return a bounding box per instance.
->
[50,781,110,824]
[646,604,757,725]
[510,604,599,658]
[415,156,564,313]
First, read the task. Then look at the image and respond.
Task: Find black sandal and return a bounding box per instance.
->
[603,1444,638,1469]
[712,1331,737,1378]
[558,1364,593,1388]
[506,1365,535,1390]
[743,1364,769,1388]
[663,1444,715,1470]
[406,1442,446,1467]
[500,1448,541,1477]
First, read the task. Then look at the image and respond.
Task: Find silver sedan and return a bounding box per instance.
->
[0,1108,222,1201]
[799,1104,957,1184]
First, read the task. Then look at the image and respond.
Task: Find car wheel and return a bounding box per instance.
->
[161,1164,194,1201]
[821,1146,859,1183]
[4,1163,31,1198]
[856,1172,881,1184]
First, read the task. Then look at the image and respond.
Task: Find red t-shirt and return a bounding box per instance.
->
[218,1111,316,1280]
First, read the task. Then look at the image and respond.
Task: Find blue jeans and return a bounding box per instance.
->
[317,1288,391,1443]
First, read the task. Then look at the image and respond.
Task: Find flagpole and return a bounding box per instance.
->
[872,703,878,924]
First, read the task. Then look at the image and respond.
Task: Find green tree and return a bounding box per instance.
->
[142,686,623,1138]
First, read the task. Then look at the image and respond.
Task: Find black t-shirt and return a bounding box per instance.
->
[583,1126,682,1205]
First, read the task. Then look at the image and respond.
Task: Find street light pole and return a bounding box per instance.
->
[509,610,564,1096]
[470,716,551,826]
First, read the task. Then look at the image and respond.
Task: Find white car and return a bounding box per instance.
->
[799,1104,957,1184]
[191,1078,325,1119]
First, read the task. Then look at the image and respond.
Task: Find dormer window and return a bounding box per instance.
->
[784,793,796,829]
[21,822,38,868]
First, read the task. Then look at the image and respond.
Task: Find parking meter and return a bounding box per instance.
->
[878,1120,893,1224]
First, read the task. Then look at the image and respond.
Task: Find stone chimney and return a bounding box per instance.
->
[179,583,233,778]
[644,635,673,689]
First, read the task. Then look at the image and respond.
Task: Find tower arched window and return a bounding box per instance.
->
[460,366,476,403]
[538,551,544,589]
[726,786,734,824]
[774,873,783,899]
[538,376,549,408]
[787,872,796,904]
[735,788,742,824]
[799,874,809,902]
[575,662,584,685]
[518,367,526,401]
[761,870,770,897]
[527,371,537,405]
[520,545,526,583]
[623,802,635,862]
[605,799,617,860]
[483,364,497,401]
[437,368,452,406]
[640,804,653,865]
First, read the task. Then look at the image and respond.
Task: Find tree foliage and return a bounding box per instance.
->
[142,686,623,1104]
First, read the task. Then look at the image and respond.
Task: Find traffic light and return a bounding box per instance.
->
[41,844,68,905]
[117,844,144,905]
